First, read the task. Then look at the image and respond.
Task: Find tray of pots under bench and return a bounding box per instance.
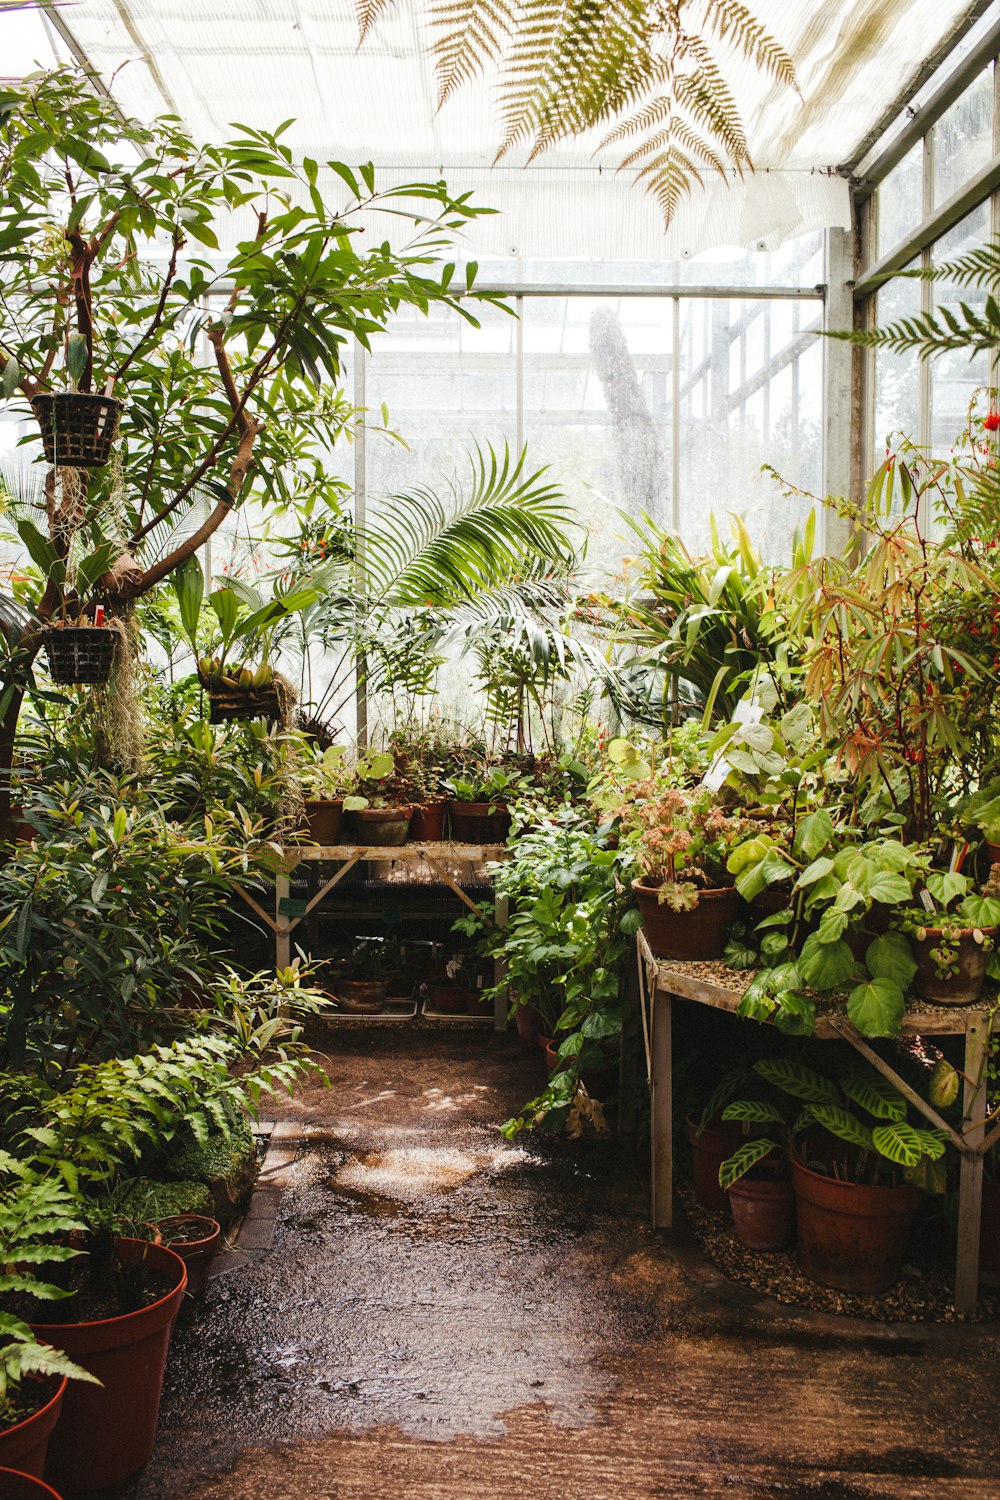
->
[420,984,495,1024]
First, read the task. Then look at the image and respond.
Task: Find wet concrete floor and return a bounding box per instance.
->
[106,1028,1000,1500]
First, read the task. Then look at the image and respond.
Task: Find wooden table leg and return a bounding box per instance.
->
[955,1014,989,1314]
[493,893,509,1032]
[276,869,291,972]
[651,988,673,1230]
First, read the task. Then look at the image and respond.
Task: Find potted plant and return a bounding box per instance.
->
[716,1074,800,1252]
[29,332,123,471]
[326,939,392,1013]
[442,764,528,844]
[0,1469,64,1499]
[893,868,1000,1005]
[342,749,411,845]
[752,1056,947,1294]
[150,1214,222,1298]
[423,950,484,1015]
[295,743,361,845]
[621,784,752,960]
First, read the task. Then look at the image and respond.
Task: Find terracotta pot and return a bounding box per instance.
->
[911,926,995,1005]
[447,800,511,845]
[30,1238,187,1493]
[334,978,388,1014]
[425,983,470,1015]
[0,1469,64,1500]
[465,990,493,1017]
[302,798,344,845]
[633,881,744,961]
[686,1115,747,1214]
[790,1152,920,1294]
[0,1381,66,1480]
[748,882,794,921]
[728,1174,795,1252]
[980,1179,1000,1287]
[153,1215,221,1298]
[409,801,447,840]
[986,841,1000,868]
[344,806,412,846]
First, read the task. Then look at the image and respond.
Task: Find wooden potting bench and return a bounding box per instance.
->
[232,842,510,1030]
[636,930,998,1313]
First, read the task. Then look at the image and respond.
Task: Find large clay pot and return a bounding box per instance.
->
[30,1239,187,1494]
[911,926,995,1005]
[728,1174,795,1252]
[633,881,744,961]
[344,806,411,846]
[301,798,344,845]
[408,801,447,840]
[513,1005,544,1051]
[334,978,388,1014]
[447,800,511,844]
[424,983,471,1015]
[686,1115,747,1215]
[153,1215,221,1298]
[790,1152,920,1294]
[0,1469,65,1499]
[0,1381,66,1479]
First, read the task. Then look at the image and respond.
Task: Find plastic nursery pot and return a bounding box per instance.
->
[40,628,116,686]
[447,800,511,845]
[632,880,744,962]
[0,1380,67,1480]
[301,798,344,845]
[343,806,412,846]
[0,1468,65,1500]
[727,1174,796,1253]
[30,1238,187,1494]
[153,1215,221,1298]
[911,926,995,1005]
[686,1115,747,1215]
[408,801,447,841]
[790,1152,920,1295]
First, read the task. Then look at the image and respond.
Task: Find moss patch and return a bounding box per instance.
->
[128,1177,214,1221]
[162,1110,258,1225]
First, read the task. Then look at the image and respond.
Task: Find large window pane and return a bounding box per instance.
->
[877,144,924,258]
[930,201,992,450]
[933,65,994,207]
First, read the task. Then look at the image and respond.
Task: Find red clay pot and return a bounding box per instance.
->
[447,800,511,845]
[301,798,344,845]
[31,1238,186,1494]
[334,979,388,1014]
[911,926,995,1005]
[790,1153,920,1294]
[425,983,471,1015]
[409,801,447,840]
[513,1005,544,1051]
[686,1115,747,1215]
[0,1469,64,1499]
[632,881,744,961]
[0,1381,66,1480]
[728,1175,795,1252]
[153,1215,221,1298]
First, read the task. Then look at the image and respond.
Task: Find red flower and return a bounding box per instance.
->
[985,410,1000,432]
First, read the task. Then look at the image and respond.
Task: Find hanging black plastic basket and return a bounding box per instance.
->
[30,393,124,469]
[42,626,116,684]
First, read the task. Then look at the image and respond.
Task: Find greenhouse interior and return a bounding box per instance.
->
[2,1,1000,1497]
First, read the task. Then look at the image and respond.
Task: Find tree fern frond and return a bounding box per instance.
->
[832,302,1000,360]
[429,0,517,106]
[355,0,394,43]
[674,67,750,164]
[703,0,798,88]
[598,94,673,149]
[616,118,726,177]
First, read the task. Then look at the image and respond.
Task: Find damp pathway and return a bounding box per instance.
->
[106,1029,1000,1500]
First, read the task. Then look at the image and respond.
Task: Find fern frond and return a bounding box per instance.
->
[355,0,394,42]
[890,241,1000,292]
[703,0,797,88]
[674,67,750,165]
[617,119,726,178]
[833,301,1000,360]
[598,94,673,149]
[429,0,518,105]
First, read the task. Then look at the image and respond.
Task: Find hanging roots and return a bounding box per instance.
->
[92,607,146,773]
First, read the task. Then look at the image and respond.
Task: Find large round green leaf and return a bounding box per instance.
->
[846,978,905,1038]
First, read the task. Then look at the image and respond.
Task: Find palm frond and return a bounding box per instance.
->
[885,241,1000,292]
[361,443,582,608]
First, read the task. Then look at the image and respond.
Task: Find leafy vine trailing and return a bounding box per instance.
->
[356,0,797,225]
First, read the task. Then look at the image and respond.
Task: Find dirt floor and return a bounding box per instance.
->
[101,1026,1000,1500]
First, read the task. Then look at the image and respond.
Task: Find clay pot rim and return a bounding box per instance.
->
[153,1214,221,1249]
[631,877,737,898]
[28,1238,187,1335]
[0,1373,67,1443]
[789,1144,919,1201]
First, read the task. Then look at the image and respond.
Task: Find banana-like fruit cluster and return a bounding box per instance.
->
[198,657,274,692]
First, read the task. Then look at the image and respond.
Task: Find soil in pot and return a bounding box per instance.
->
[28,1238,186,1494]
[409,801,447,840]
[0,1381,66,1480]
[447,801,511,845]
[153,1215,221,1298]
[633,881,744,961]
[344,806,412,846]
[790,1150,920,1294]
[728,1172,795,1252]
[686,1115,747,1215]
[911,926,994,1004]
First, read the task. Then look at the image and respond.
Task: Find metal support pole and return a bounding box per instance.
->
[955,1015,989,1313]
[822,226,856,553]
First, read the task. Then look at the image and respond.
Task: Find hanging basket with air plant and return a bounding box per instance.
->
[26,334,123,469]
